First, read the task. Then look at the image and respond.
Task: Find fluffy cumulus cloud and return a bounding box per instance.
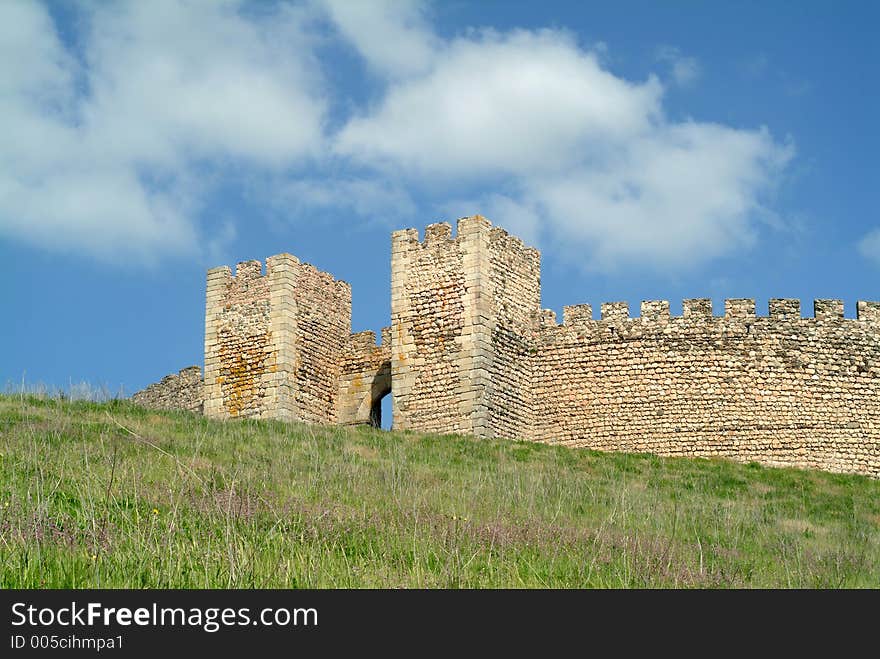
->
[330,15,793,272]
[859,228,880,266]
[337,29,664,178]
[1,0,793,272]
[0,0,325,264]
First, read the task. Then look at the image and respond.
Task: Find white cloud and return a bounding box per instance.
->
[319,0,438,78]
[530,123,792,270]
[656,45,701,87]
[1,0,795,274]
[337,29,663,178]
[859,228,880,266]
[333,22,793,272]
[0,0,326,264]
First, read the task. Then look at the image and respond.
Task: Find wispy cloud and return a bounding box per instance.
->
[319,0,438,79]
[859,228,880,266]
[655,45,701,87]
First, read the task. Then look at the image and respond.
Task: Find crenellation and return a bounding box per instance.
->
[424,222,453,244]
[235,259,263,280]
[857,300,880,323]
[640,300,670,322]
[457,214,492,237]
[349,330,378,352]
[136,214,880,479]
[563,304,593,325]
[683,298,712,318]
[769,298,800,319]
[725,298,756,318]
[539,309,557,327]
[814,299,844,320]
[601,302,629,321]
[392,227,420,248]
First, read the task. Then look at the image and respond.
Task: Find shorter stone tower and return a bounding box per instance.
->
[203,255,352,422]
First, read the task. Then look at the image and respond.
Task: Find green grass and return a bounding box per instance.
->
[1,394,878,588]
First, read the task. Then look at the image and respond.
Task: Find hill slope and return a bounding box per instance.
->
[1,395,878,587]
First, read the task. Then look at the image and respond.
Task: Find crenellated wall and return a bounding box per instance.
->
[533,297,880,477]
[132,215,880,478]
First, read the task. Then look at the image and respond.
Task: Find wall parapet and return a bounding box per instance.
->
[546,298,880,330]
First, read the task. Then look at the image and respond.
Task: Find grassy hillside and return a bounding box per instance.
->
[1,394,878,588]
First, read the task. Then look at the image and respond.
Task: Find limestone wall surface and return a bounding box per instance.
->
[484,225,541,442]
[131,366,203,413]
[286,260,352,425]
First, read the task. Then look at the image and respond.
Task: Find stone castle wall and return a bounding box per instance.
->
[532,298,880,478]
[132,215,880,478]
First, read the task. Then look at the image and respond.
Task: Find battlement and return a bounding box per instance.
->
[207,255,351,297]
[393,216,539,266]
[556,298,879,327]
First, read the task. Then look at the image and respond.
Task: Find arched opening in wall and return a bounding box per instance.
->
[369,384,392,430]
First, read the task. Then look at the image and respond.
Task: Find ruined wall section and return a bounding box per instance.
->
[338,328,392,427]
[131,366,204,414]
[532,299,880,478]
[203,255,351,423]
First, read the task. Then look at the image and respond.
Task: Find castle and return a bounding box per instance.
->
[133,215,880,478]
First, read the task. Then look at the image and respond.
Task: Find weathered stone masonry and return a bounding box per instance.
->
[131,366,203,414]
[133,216,880,478]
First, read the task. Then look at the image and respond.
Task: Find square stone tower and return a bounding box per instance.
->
[390,215,541,440]
[203,254,352,422]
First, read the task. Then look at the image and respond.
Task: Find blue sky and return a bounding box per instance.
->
[2,0,878,398]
